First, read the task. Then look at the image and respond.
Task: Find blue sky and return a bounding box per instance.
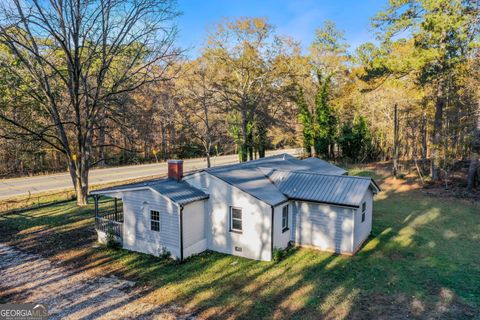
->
[177,0,387,57]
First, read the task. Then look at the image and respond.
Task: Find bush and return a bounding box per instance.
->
[159,246,171,260]
[106,227,120,249]
[273,247,287,263]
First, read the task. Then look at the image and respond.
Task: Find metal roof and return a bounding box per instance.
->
[205,154,350,205]
[266,170,379,208]
[91,178,209,206]
[206,154,347,176]
[206,167,288,206]
[92,154,376,208]
[300,157,347,175]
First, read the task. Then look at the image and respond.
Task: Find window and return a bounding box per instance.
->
[230,207,242,232]
[282,205,289,232]
[361,202,366,223]
[151,210,160,231]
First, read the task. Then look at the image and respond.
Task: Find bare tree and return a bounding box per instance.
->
[0,0,180,205]
[177,59,223,167]
[205,18,299,162]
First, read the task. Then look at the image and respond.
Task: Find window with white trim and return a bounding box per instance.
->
[361,202,366,223]
[230,207,242,232]
[151,210,160,231]
[282,205,289,232]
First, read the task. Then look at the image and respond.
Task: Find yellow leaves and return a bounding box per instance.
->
[238,18,251,32]
[252,17,267,31]
[227,17,269,35]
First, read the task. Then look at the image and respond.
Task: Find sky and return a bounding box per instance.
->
[176,0,387,57]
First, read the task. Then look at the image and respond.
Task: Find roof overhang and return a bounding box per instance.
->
[90,186,209,206]
[90,186,151,195]
[369,179,381,194]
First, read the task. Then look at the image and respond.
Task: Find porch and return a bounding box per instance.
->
[93,196,124,239]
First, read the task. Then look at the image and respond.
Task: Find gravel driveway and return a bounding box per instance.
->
[0,244,194,320]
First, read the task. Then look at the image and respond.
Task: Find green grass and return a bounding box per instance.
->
[1,167,479,319]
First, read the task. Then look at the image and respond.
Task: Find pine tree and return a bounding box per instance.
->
[296,88,315,156]
[314,72,336,158]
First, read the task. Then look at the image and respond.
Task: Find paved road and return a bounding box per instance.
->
[0,148,300,200]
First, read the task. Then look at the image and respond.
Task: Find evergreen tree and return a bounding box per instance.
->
[339,115,372,161]
[314,72,336,158]
[296,88,315,156]
[373,0,479,180]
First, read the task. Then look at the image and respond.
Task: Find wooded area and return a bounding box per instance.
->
[0,0,479,205]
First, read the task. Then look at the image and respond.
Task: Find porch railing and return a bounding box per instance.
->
[93,196,124,238]
[95,210,123,238]
[98,210,124,223]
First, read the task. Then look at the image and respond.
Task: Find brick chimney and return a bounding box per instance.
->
[167,160,183,181]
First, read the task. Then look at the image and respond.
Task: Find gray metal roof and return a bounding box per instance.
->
[92,154,375,208]
[300,157,347,175]
[205,153,350,205]
[91,178,208,205]
[206,167,288,205]
[266,170,379,208]
[206,154,346,176]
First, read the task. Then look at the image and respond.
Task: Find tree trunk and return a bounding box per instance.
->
[205,139,212,168]
[257,121,267,158]
[421,111,428,172]
[161,122,167,160]
[206,152,211,168]
[258,144,266,158]
[98,127,106,166]
[97,108,106,166]
[467,157,479,191]
[68,159,89,206]
[393,104,399,178]
[431,93,444,181]
[467,101,480,191]
[240,113,248,162]
[248,142,254,161]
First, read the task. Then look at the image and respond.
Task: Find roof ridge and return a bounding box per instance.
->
[270,168,372,180]
[206,153,293,172]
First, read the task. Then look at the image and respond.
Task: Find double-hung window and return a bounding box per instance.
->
[282,205,289,232]
[230,207,242,232]
[151,210,160,231]
[361,202,366,223]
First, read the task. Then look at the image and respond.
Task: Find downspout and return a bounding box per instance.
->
[270,205,274,261]
[179,205,184,262]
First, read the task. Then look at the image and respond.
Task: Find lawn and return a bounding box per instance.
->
[0,164,479,319]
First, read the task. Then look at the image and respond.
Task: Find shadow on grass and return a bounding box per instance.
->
[0,174,479,319]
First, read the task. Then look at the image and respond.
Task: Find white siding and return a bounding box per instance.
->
[185,172,272,261]
[182,199,208,258]
[121,189,181,259]
[293,201,354,254]
[353,189,373,250]
[273,202,292,250]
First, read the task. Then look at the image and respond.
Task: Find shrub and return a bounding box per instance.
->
[159,246,171,260]
[106,227,120,249]
[273,247,287,263]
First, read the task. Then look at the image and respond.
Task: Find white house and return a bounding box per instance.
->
[91,154,379,261]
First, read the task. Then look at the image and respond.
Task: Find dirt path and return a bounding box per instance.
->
[0,244,194,320]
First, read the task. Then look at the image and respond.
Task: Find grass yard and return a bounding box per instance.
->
[0,164,479,319]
